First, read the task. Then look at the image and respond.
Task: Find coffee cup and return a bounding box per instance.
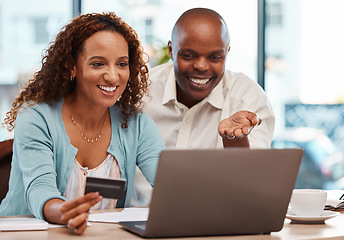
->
[290,189,327,217]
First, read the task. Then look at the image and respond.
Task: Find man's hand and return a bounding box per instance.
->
[218,111,261,144]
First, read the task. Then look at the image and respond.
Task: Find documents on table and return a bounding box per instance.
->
[0,218,48,231]
[0,208,146,231]
[0,217,68,231]
[89,207,149,223]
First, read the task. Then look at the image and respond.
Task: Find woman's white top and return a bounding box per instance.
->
[64,153,121,210]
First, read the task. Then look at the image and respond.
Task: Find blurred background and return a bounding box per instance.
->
[0,0,343,189]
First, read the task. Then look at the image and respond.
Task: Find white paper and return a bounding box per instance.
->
[88,207,149,223]
[0,218,48,231]
[48,223,68,228]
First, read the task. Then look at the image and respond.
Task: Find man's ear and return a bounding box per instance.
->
[168,41,173,60]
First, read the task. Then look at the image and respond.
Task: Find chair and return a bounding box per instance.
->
[0,139,13,203]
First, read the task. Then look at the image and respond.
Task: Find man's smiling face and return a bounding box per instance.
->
[168,13,230,108]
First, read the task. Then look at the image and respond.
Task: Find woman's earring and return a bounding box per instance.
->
[70,76,75,82]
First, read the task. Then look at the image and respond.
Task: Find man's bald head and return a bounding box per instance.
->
[171,8,230,47]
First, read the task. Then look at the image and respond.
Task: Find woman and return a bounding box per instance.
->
[0,12,164,234]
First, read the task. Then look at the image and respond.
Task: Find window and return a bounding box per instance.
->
[0,6,2,56]
[266,2,283,26]
[266,0,344,189]
[145,18,153,44]
[0,0,72,140]
[31,17,49,44]
[82,0,258,77]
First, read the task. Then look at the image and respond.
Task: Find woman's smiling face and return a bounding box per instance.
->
[72,30,130,108]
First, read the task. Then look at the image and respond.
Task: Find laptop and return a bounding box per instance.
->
[119,148,303,238]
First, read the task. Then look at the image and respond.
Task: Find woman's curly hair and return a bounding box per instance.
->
[3,12,149,130]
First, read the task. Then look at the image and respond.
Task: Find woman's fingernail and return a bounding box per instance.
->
[67,219,72,228]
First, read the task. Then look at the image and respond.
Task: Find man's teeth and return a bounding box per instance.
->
[98,85,117,92]
[189,77,210,85]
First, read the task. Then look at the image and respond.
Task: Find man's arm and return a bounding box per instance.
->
[222,135,250,148]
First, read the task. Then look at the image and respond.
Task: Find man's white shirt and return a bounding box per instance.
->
[143,62,275,149]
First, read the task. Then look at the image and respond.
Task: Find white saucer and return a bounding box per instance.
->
[286,210,340,224]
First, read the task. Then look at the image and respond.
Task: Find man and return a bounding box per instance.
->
[132,8,275,206]
[144,8,275,149]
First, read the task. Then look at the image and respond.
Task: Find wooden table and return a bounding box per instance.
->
[2,210,344,240]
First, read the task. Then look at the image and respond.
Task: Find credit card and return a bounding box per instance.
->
[84,177,126,199]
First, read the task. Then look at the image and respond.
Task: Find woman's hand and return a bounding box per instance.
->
[218,111,261,148]
[43,192,102,235]
[60,192,102,234]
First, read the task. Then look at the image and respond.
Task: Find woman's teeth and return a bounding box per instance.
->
[189,77,210,85]
[98,85,117,92]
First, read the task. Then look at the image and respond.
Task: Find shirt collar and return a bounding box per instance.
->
[161,69,224,110]
[206,80,224,109]
[162,68,178,105]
